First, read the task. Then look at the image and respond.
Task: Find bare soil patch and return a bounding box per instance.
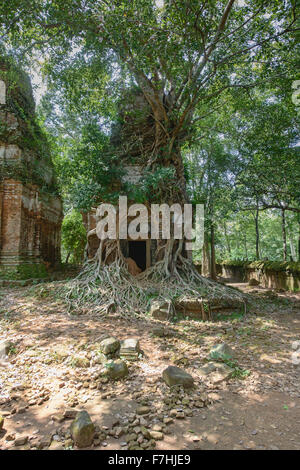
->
[0,281,299,450]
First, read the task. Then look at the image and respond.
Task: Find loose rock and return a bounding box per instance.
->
[209,343,235,361]
[103,359,128,380]
[120,338,141,361]
[99,337,120,355]
[198,361,234,383]
[136,406,151,415]
[162,366,194,388]
[70,410,95,448]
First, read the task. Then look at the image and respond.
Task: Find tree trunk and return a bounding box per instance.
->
[255,209,259,259]
[289,236,296,261]
[281,209,287,261]
[298,217,300,262]
[224,221,231,256]
[210,223,217,280]
[244,234,248,259]
[202,233,211,277]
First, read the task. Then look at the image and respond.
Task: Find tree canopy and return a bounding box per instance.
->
[0,0,299,263]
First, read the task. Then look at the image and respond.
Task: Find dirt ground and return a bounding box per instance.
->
[0,279,300,450]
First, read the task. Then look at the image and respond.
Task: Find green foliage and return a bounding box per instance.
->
[0,1,298,263]
[209,350,232,362]
[215,311,245,322]
[124,166,177,203]
[224,359,251,380]
[61,210,87,263]
[222,259,300,274]
[209,351,251,380]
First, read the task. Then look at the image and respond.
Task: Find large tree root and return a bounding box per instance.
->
[59,242,247,320]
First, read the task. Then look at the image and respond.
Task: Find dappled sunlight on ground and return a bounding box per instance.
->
[0,281,300,449]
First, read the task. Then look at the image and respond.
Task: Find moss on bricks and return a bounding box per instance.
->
[222,260,300,274]
[0,263,48,280]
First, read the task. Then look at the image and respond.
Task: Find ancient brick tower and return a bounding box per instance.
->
[0,57,63,278]
[82,88,191,275]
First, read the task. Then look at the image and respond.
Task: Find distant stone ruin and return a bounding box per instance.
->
[0,57,63,278]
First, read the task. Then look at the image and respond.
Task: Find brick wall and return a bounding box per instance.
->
[0,58,63,275]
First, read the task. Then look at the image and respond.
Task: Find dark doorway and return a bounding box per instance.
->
[128,241,146,271]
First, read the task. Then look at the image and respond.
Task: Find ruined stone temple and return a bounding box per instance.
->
[82,90,158,273]
[82,163,154,274]
[0,57,63,278]
[82,88,190,274]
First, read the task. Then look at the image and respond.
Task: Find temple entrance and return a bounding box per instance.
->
[128,240,147,271]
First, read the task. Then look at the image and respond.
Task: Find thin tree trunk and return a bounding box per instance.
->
[281,209,287,261]
[298,218,300,262]
[202,233,211,277]
[255,210,259,259]
[224,221,231,256]
[66,252,71,264]
[210,223,217,280]
[244,234,248,259]
[290,236,296,261]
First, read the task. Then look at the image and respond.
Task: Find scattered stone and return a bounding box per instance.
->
[175,295,203,312]
[152,327,166,337]
[149,431,164,440]
[162,366,194,388]
[114,427,124,438]
[103,360,128,380]
[198,361,234,383]
[291,340,300,351]
[49,441,64,450]
[14,435,28,446]
[93,352,107,365]
[70,410,95,448]
[99,337,120,355]
[37,437,52,449]
[0,339,14,358]
[63,409,78,419]
[152,424,162,432]
[163,417,173,425]
[141,426,151,439]
[72,355,90,368]
[126,433,138,443]
[209,343,235,361]
[119,338,141,361]
[136,406,151,415]
[52,414,65,423]
[149,300,170,320]
[139,417,148,426]
[64,438,73,448]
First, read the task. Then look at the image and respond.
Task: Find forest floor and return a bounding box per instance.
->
[0,278,300,450]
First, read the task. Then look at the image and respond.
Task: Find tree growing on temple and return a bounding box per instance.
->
[1,0,298,315]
